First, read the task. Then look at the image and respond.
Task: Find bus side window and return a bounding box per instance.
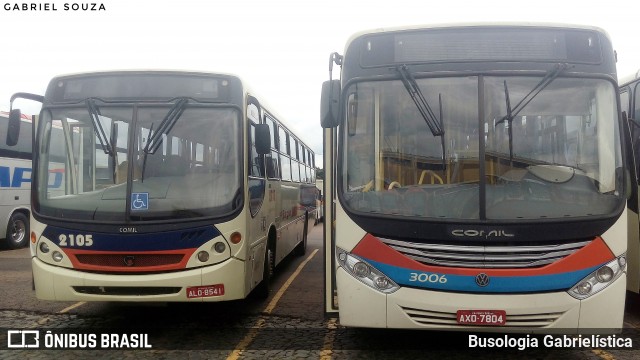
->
[249,123,264,177]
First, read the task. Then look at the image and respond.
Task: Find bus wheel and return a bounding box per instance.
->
[294,218,308,256]
[6,213,29,249]
[252,247,273,300]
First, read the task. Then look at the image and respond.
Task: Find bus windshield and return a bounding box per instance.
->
[35,103,241,222]
[341,75,623,221]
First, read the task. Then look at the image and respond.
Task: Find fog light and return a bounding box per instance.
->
[39,242,50,254]
[353,262,370,278]
[576,281,592,295]
[213,242,226,253]
[52,251,64,262]
[374,276,390,289]
[197,251,210,262]
[596,266,614,283]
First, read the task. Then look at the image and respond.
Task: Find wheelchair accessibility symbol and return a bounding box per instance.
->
[131,192,149,211]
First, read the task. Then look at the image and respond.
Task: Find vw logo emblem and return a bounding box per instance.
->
[475,273,490,287]
[123,255,135,267]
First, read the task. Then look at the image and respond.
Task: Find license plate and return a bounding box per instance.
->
[456,310,506,326]
[186,284,225,298]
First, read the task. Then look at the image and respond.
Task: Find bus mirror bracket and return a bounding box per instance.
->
[321,79,340,128]
[254,124,271,155]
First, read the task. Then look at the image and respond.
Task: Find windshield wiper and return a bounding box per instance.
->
[140,98,189,182]
[144,97,189,155]
[396,65,446,170]
[496,63,570,162]
[86,98,118,183]
[396,65,444,136]
[86,98,115,156]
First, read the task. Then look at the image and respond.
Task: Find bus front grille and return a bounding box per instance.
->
[380,238,591,268]
[73,286,181,296]
[400,306,563,328]
[75,254,185,268]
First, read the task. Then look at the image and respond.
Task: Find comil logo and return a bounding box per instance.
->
[450,229,515,239]
[7,330,39,348]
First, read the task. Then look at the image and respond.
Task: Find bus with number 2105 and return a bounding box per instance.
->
[8,70,316,302]
[321,23,631,333]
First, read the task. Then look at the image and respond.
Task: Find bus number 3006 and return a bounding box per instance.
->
[408,272,447,284]
[58,234,94,247]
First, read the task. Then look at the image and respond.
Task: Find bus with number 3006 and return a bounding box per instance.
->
[321,23,632,333]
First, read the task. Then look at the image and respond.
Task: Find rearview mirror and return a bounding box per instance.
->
[6,109,22,146]
[320,80,340,128]
[7,92,45,146]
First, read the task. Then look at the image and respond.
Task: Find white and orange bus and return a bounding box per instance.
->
[322,23,630,333]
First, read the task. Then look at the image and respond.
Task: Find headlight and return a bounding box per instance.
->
[39,242,50,254]
[568,254,626,300]
[197,251,210,262]
[336,247,399,294]
[52,251,64,262]
[213,242,226,254]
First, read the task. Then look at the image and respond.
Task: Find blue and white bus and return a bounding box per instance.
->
[0,112,33,249]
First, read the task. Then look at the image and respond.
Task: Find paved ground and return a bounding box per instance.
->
[1,224,639,359]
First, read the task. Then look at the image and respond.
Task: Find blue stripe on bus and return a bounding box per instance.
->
[42,226,221,251]
[367,259,601,293]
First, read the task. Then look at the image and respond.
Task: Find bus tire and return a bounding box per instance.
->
[252,247,273,300]
[6,212,29,249]
[294,216,308,256]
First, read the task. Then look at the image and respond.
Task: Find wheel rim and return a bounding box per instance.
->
[10,220,26,244]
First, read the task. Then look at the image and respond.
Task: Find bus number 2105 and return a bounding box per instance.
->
[58,234,94,247]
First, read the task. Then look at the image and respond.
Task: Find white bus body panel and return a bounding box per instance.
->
[32,256,246,302]
[336,267,387,327]
[336,267,626,332]
[332,200,626,332]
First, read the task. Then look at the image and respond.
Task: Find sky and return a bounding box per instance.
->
[2,0,639,165]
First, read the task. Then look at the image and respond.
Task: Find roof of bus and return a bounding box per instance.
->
[49,69,246,84]
[342,22,612,54]
[44,69,315,153]
[619,69,640,87]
